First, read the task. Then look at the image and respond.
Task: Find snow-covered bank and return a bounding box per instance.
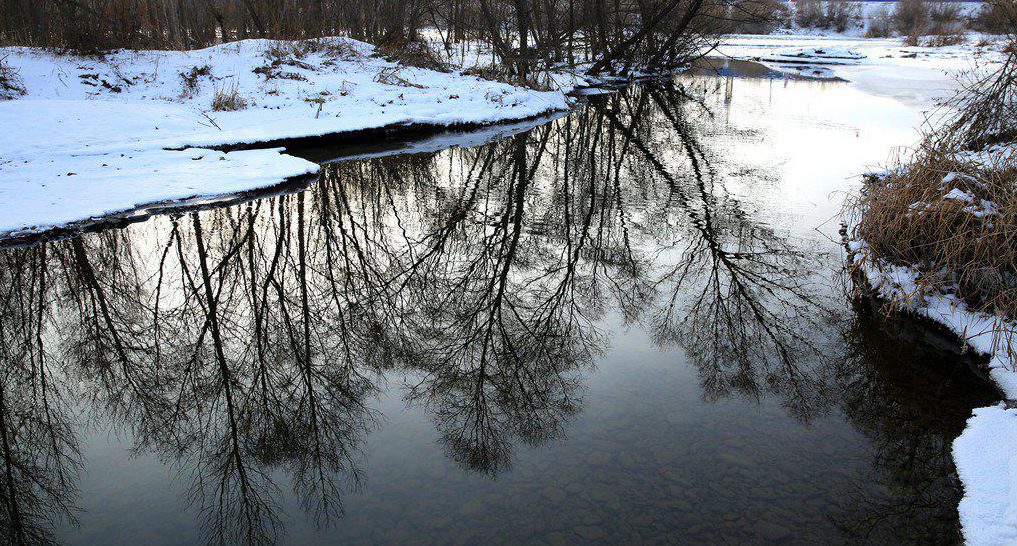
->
[716,34,1008,106]
[0,38,569,238]
[849,244,1017,546]
[846,159,1017,546]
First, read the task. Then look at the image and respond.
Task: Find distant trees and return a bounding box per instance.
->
[794,0,858,33]
[0,0,719,76]
[972,0,1017,34]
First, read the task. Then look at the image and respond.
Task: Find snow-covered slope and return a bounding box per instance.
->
[0,38,569,238]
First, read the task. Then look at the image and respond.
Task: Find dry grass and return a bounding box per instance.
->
[211,85,248,111]
[852,146,1017,318]
[377,38,448,72]
[922,34,967,48]
[179,64,211,96]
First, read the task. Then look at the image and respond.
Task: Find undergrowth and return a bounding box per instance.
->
[211,85,248,111]
[0,55,26,99]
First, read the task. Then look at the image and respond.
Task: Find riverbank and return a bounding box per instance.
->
[847,136,1017,545]
[0,37,570,239]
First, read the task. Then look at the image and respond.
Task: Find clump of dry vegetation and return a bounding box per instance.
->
[254,39,360,81]
[373,66,426,88]
[795,0,859,32]
[853,147,1017,317]
[179,64,212,96]
[866,0,975,42]
[0,55,26,99]
[377,38,448,71]
[973,0,1017,33]
[922,34,967,48]
[864,7,895,38]
[850,10,1017,336]
[893,0,935,44]
[211,85,248,111]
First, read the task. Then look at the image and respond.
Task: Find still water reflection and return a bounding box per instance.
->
[0,67,999,545]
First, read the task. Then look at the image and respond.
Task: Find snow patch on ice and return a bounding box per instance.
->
[716,34,1009,107]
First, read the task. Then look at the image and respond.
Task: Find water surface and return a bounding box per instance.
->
[0,64,999,545]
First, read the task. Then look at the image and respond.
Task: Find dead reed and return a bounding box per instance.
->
[852,145,1017,318]
[211,85,248,111]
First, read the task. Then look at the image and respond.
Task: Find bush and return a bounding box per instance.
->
[825,0,860,32]
[0,56,26,100]
[865,7,895,38]
[795,0,859,31]
[893,0,930,38]
[972,0,1017,34]
[795,0,826,28]
[852,146,1017,322]
[211,85,248,111]
[928,2,967,34]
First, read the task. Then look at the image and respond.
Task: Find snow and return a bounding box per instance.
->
[0,37,569,238]
[953,404,1017,546]
[717,34,1009,106]
[756,45,867,64]
[848,216,1017,546]
[0,147,317,237]
[943,187,976,203]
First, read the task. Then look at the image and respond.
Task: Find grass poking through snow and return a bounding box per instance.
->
[211,85,248,111]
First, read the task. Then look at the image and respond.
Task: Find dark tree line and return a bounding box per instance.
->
[0,0,740,76]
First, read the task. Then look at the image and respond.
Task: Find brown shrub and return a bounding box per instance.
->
[377,38,448,71]
[0,55,26,99]
[852,145,1017,319]
[972,0,1017,34]
[211,85,248,111]
[865,7,895,38]
[893,0,930,38]
[796,0,859,31]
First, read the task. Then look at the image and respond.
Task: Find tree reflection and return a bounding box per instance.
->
[0,247,82,546]
[827,307,996,544]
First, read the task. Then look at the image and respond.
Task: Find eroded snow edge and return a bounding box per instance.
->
[846,228,1017,546]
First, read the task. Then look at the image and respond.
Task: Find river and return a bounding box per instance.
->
[0,60,999,545]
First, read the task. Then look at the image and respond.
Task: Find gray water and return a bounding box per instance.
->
[0,62,999,545]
